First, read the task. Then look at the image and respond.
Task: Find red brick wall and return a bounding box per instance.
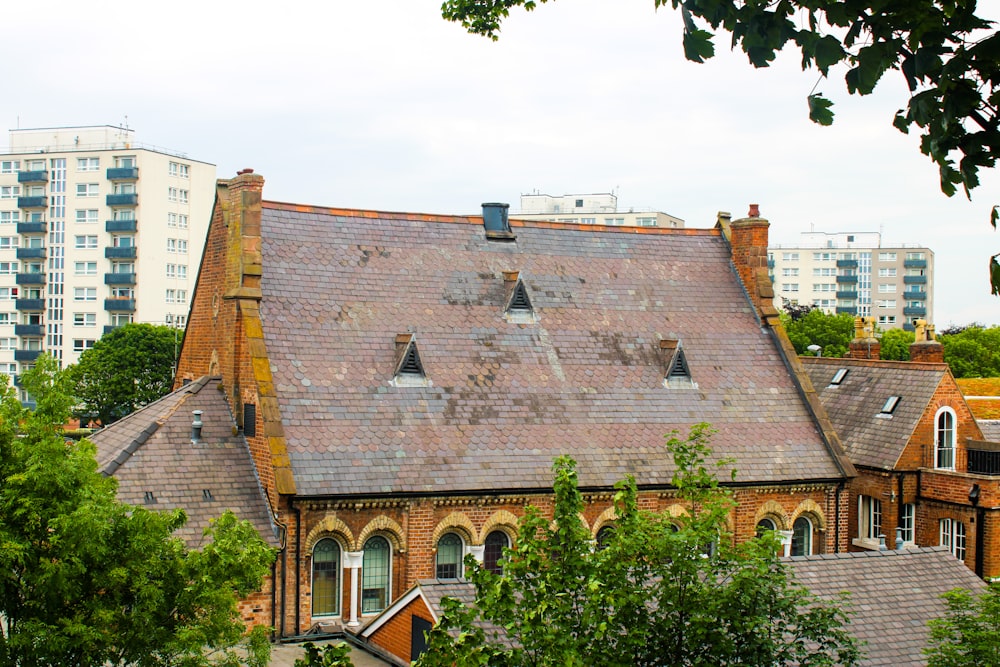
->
[899,373,983,470]
[367,596,434,663]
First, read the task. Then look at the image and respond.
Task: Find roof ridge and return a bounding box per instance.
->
[784,545,949,562]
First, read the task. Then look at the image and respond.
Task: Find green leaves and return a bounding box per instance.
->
[416,425,860,666]
[808,93,835,126]
[925,584,1000,666]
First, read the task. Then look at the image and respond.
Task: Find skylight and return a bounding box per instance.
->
[880,396,901,415]
[830,368,849,386]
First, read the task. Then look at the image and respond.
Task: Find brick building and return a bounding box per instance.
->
[97,169,868,637]
[802,320,1000,577]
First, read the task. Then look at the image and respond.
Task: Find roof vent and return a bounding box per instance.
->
[503,271,536,323]
[482,203,515,241]
[393,333,428,386]
[143,491,156,504]
[191,410,204,443]
[660,339,693,385]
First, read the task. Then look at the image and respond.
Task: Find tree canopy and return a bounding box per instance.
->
[415,424,862,666]
[780,306,856,358]
[0,357,276,667]
[66,323,180,424]
[940,324,1000,376]
[925,584,1000,666]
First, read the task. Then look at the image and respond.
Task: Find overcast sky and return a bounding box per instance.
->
[5,0,999,326]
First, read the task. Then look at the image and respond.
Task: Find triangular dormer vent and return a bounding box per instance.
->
[503,271,536,323]
[660,338,693,386]
[393,333,429,386]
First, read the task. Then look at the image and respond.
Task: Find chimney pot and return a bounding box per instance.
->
[237,168,254,175]
[482,203,514,240]
[191,410,204,443]
[748,203,760,218]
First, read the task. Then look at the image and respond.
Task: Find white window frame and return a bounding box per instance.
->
[76,183,99,197]
[73,313,97,327]
[935,407,956,470]
[76,157,100,172]
[74,261,97,276]
[899,503,915,547]
[940,519,967,561]
[855,495,882,549]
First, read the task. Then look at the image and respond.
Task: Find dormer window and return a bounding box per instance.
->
[393,333,428,386]
[830,368,849,386]
[503,271,536,323]
[660,339,692,385]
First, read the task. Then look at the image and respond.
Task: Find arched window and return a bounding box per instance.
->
[791,516,813,556]
[436,533,463,579]
[312,538,341,616]
[361,536,391,614]
[936,408,956,469]
[483,530,509,575]
[596,525,615,550]
[756,517,777,537]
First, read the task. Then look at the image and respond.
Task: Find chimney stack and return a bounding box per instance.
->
[909,319,944,363]
[482,203,514,240]
[847,316,880,360]
[728,205,772,317]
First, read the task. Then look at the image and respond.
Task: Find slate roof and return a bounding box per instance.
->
[379,549,985,666]
[979,420,1000,442]
[90,377,278,547]
[789,547,986,666]
[258,204,846,496]
[801,357,948,470]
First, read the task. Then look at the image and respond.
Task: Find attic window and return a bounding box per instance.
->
[830,368,849,386]
[879,396,901,416]
[393,333,428,386]
[660,339,693,385]
[503,271,536,323]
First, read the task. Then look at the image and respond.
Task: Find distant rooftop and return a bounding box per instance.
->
[4,125,209,163]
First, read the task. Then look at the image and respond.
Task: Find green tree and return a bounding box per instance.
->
[940,325,1000,377]
[442,0,1000,293]
[67,323,181,424]
[879,327,915,361]
[293,642,355,667]
[0,357,276,667]
[415,424,862,667]
[925,584,1000,666]
[781,307,856,358]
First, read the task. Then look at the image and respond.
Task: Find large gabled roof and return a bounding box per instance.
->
[801,357,948,470]
[90,377,278,547]
[252,203,846,497]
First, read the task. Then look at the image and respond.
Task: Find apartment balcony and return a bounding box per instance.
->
[903,275,927,284]
[14,324,43,337]
[106,219,137,233]
[14,349,41,362]
[767,258,775,269]
[15,298,44,311]
[903,322,915,332]
[17,196,46,209]
[835,290,858,300]
[17,170,48,184]
[904,291,927,301]
[106,193,138,207]
[104,298,136,312]
[104,272,136,285]
[903,306,927,316]
[106,167,139,180]
[15,247,45,260]
[836,306,858,315]
[968,442,1000,476]
[103,325,120,335]
[836,259,858,268]
[836,274,858,284]
[105,246,137,259]
[16,221,46,235]
[904,258,928,269]
[15,273,45,285]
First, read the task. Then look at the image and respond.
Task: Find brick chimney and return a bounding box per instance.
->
[728,204,774,318]
[847,316,881,360]
[909,319,944,363]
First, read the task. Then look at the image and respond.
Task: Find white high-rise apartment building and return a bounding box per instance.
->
[516,192,684,228]
[768,231,933,331]
[0,125,215,383]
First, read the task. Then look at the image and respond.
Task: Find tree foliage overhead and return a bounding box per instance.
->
[780,306,856,358]
[940,324,1000,377]
[0,357,276,667]
[442,0,998,198]
[67,323,180,424]
[415,424,862,667]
